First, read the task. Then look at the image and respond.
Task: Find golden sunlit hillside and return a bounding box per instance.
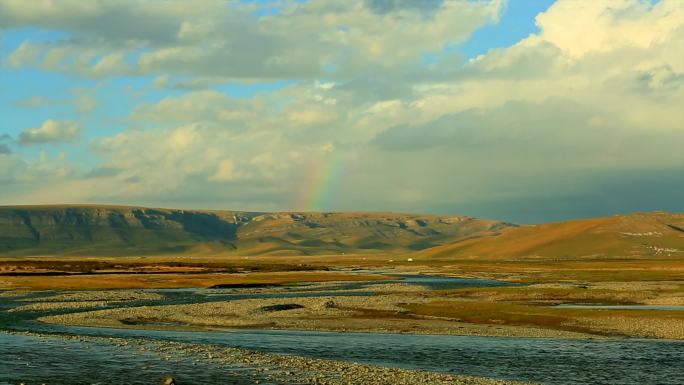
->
[421,212,684,259]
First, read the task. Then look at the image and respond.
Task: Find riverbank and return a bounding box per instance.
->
[13,277,678,339]
[2,330,530,385]
[33,287,593,338]
[2,275,684,385]
[4,265,684,340]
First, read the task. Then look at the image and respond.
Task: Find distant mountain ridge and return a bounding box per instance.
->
[0,205,510,256]
[3,206,681,259]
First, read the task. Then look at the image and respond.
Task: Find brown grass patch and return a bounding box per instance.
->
[402,300,684,337]
[0,271,390,291]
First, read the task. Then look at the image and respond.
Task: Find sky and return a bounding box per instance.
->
[0,0,683,223]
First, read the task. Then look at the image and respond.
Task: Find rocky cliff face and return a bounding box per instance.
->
[0,206,511,256]
[0,206,243,255]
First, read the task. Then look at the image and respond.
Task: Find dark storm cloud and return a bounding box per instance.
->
[428,168,684,224]
[371,100,595,152]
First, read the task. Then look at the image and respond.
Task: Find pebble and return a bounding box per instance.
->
[5,330,531,385]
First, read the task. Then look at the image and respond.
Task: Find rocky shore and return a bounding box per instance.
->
[36,291,592,339]
[9,277,684,339]
[22,290,166,303]
[5,331,531,385]
[10,290,166,313]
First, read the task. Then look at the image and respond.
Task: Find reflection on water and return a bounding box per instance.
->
[326,274,516,291]
[397,275,516,290]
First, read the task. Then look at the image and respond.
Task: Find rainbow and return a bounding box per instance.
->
[295,149,347,212]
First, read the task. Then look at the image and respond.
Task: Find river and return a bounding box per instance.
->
[1,275,682,385]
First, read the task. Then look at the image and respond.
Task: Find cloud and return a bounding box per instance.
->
[2,0,684,222]
[208,159,248,182]
[372,99,684,169]
[0,0,186,43]
[2,0,502,80]
[15,95,58,108]
[131,90,258,125]
[0,134,12,155]
[18,120,82,145]
[372,100,595,151]
[72,89,97,113]
[14,91,97,113]
[364,0,444,15]
[534,0,684,59]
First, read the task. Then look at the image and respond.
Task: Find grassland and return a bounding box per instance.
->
[421,211,684,259]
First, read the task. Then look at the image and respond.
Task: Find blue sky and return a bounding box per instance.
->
[1,0,553,146]
[0,0,682,222]
[460,0,556,58]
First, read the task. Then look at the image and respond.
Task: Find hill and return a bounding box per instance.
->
[0,205,510,256]
[420,212,684,259]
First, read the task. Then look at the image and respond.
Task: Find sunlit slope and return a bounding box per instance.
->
[233,212,510,256]
[421,212,684,259]
[0,205,509,256]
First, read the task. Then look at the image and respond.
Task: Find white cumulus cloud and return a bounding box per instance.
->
[18,120,82,145]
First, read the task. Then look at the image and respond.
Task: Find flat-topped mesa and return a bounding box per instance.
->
[0,205,510,257]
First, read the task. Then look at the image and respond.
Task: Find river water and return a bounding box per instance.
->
[1,275,683,385]
[0,332,265,385]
